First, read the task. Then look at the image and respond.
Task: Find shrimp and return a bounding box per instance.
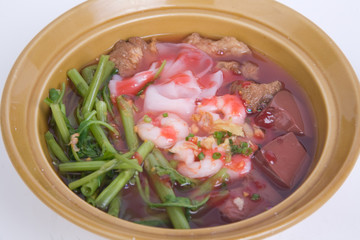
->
[135,113,189,149]
[224,155,252,179]
[170,135,254,180]
[193,94,247,135]
[170,139,225,178]
[177,157,224,179]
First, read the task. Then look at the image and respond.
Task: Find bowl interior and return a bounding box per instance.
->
[2,0,360,239]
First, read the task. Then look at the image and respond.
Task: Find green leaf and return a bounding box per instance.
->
[154,165,198,187]
[49,88,61,102]
[148,195,209,209]
[230,141,253,156]
[198,152,205,160]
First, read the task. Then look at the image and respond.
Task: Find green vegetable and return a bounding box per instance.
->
[153,60,167,79]
[185,133,194,141]
[136,60,167,96]
[213,131,232,145]
[86,190,99,206]
[94,141,154,210]
[212,152,222,159]
[154,166,198,187]
[231,141,253,156]
[251,193,261,201]
[82,55,110,116]
[96,100,108,122]
[117,95,139,151]
[81,65,98,84]
[190,168,229,199]
[108,193,122,217]
[81,174,105,197]
[102,85,114,116]
[68,159,118,190]
[162,112,168,117]
[137,179,209,209]
[67,68,89,97]
[89,119,117,153]
[143,152,190,229]
[148,149,197,187]
[77,111,118,135]
[59,160,137,172]
[95,169,134,210]
[143,115,152,123]
[45,131,69,163]
[68,110,118,160]
[198,152,205,160]
[44,83,70,144]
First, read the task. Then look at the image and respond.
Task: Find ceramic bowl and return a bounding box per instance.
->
[1,0,360,239]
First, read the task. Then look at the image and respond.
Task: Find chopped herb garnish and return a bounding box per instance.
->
[213,131,232,145]
[162,112,168,117]
[212,152,222,159]
[197,141,201,148]
[143,115,152,123]
[198,152,205,160]
[185,133,194,141]
[251,193,260,201]
[153,60,167,79]
[214,131,225,145]
[136,81,154,96]
[135,60,167,96]
[230,141,253,156]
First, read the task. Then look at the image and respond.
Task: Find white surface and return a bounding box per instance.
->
[0,0,359,239]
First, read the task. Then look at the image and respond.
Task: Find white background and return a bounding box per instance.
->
[0,1,359,239]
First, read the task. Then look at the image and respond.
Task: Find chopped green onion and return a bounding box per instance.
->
[185,133,194,141]
[135,60,167,96]
[162,112,168,117]
[153,60,167,79]
[230,141,253,156]
[251,193,260,201]
[212,152,222,159]
[136,81,154,96]
[214,131,224,144]
[143,115,152,123]
[198,152,205,160]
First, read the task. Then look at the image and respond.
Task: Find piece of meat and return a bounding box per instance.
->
[231,80,283,113]
[240,61,259,80]
[254,90,305,135]
[253,132,309,189]
[216,61,242,75]
[218,170,282,222]
[109,37,157,78]
[183,33,251,57]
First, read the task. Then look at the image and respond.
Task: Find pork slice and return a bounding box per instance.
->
[109,37,157,78]
[216,61,259,80]
[254,90,305,135]
[231,80,283,113]
[183,33,251,57]
[216,61,242,75]
[240,61,259,80]
[253,132,309,189]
